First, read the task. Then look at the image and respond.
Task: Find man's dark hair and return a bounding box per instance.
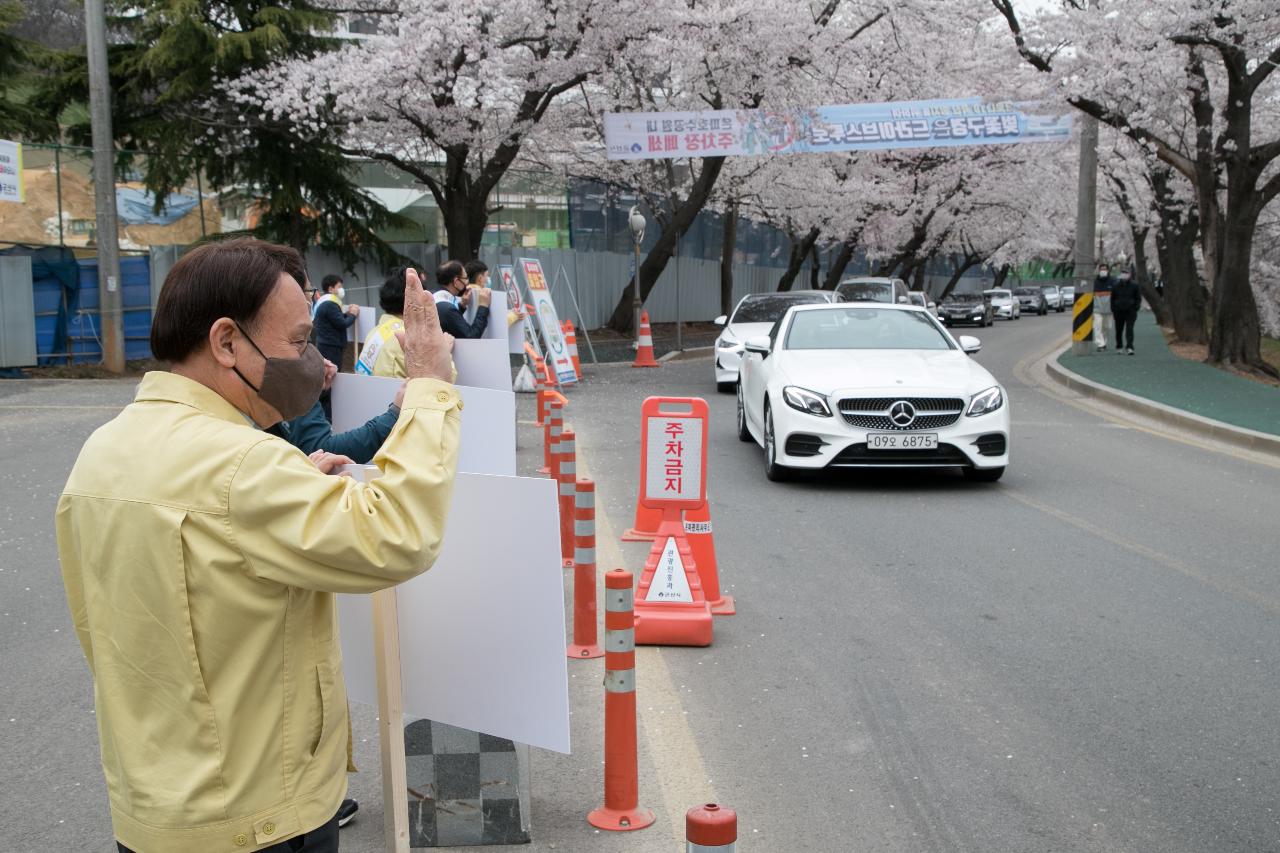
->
[321,274,343,292]
[436,260,464,288]
[150,237,307,363]
[380,267,409,315]
[464,259,488,283]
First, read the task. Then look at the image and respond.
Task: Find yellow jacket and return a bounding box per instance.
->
[56,371,461,852]
[356,313,406,378]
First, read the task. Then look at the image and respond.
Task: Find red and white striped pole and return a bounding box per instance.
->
[587,570,655,832]
[535,356,549,425]
[686,803,737,852]
[540,399,562,475]
[567,477,603,659]
[556,428,577,568]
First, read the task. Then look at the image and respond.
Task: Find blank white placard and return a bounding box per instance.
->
[330,373,516,476]
[337,472,569,753]
[345,305,378,343]
[452,338,513,391]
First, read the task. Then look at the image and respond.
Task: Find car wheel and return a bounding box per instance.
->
[963,466,1005,483]
[717,381,735,394]
[736,382,753,443]
[763,404,792,482]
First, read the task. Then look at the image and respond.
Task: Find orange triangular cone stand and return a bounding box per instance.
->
[631,312,659,368]
[683,500,734,616]
[633,513,713,647]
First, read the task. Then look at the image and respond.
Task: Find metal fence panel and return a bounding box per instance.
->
[0,255,37,367]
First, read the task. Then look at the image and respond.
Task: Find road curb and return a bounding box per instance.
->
[1045,347,1280,458]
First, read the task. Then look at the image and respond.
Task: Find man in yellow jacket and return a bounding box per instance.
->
[56,237,459,853]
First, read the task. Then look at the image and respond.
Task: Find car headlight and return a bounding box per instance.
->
[966,386,1004,417]
[717,334,740,350]
[782,386,832,417]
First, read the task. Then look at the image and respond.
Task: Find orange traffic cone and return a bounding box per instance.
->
[564,320,583,378]
[683,501,733,615]
[631,312,659,368]
[622,502,662,542]
[633,512,713,647]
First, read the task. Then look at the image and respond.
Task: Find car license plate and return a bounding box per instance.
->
[866,432,938,450]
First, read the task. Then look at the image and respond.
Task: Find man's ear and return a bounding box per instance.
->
[209,318,239,369]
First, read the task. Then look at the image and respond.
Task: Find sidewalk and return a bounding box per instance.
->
[1053,316,1280,444]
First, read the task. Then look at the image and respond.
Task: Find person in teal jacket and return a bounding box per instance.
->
[268,359,404,463]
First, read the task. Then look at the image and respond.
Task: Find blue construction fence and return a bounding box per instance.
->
[5,245,154,364]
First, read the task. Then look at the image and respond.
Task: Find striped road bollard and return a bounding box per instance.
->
[535,356,550,425]
[588,569,655,832]
[557,429,577,568]
[540,399,562,475]
[567,477,603,659]
[687,803,737,852]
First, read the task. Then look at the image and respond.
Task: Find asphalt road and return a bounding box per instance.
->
[4,311,1280,852]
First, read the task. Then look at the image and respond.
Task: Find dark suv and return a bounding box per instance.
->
[940,292,994,327]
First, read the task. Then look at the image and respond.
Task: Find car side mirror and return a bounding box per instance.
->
[897,295,909,304]
[713,315,728,326]
[958,335,981,355]
[744,335,771,356]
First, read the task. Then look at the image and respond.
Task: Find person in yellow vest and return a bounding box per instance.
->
[357,268,411,378]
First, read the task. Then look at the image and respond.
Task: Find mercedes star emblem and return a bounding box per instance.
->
[888,400,916,427]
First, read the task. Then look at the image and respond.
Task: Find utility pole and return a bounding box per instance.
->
[1070,114,1098,356]
[85,0,124,373]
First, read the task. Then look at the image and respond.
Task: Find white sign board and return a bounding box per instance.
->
[346,305,378,343]
[644,416,704,503]
[452,338,513,391]
[496,265,531,356]
[644,536,693,603]
[0,140,23,204]
[521,258,576,384]
[331,372,515,476]
[337,472,571,753]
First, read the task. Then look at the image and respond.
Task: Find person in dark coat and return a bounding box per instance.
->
[311,274,359,419]
[433,260,491,339]
[1111,267,1143,355]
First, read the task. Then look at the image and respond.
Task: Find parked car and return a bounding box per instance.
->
[712,290,841,391]
[907,290,939,317]
[983,288,1021,320]
[736,303,1009,482]
[1041,284,1065,312]
[940,292,994,327]
[1061,284,1076,305]
[834,277,910,305]
[1013,286,1048,315]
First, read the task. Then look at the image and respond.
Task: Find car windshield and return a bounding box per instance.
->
[943,293,979,303]
[730,294,829,324]
[785,307,953,351]
[835,281,892,302]
[984,290,1011,299]
[1013,288,1038,296]
[908,293,927,306]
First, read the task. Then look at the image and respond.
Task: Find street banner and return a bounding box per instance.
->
[521,257,577,384]
[604,97,1073,161]
[0,140,23,203]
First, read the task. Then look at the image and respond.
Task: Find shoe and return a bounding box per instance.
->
[1127,348,1135,355]
[337,798,358,828]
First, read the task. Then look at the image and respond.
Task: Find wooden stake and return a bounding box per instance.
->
[373,587,410,853]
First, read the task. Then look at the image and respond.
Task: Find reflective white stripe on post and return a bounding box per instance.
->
[575,519,593,537]
[605,587,634,612]
[605,628,634,652]
[575,547,595,565]
[687,842,736,852]
[604,669,636,693]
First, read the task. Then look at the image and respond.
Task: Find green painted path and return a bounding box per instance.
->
[1058,315,1280,436]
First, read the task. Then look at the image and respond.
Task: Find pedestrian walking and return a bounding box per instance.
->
[1111,267,1142,355]
[55,238,460,853]
[1092,263,1115,351]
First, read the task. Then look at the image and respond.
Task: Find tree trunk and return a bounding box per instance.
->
[939,253,981,300]
[809,243,821,290]
[719,200,738,316]
[607,156,727,334]
[439,192,489,262]
[1129,225,1169,327]
[992,263,1011,289]
[823,240,855,289]
[1207,202,1274,374]
[912,262,927,293]
[775,226,820,292]
[1151,166,1208,344]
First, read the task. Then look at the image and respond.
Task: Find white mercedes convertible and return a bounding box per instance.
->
[736,303,1010,482]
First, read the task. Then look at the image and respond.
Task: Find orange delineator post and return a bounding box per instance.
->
[683,500,734,616]
[587,569,655,832]
[540,400,562,475]
[633,510,713,647]
[686,803,737,851]
[556,429,577,568]
[631,311,659,368]
[535,355,549,426]
[564,319,582,378]
[568,477,603,660]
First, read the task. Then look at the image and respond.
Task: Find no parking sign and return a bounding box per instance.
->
[638,396,708,510]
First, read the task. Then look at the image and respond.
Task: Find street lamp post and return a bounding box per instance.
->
[628,206,645,341]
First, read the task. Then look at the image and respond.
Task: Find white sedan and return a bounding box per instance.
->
[713,290,840,391]
[984,288,1021,320]
[736,303,1010,482]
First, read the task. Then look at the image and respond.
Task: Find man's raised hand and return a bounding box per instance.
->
[401,268,454,382]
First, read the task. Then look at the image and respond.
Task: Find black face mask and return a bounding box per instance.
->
[231,322,326,422]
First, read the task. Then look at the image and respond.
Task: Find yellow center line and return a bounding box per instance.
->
[1003,487,1280,617]
[575,446,718,838]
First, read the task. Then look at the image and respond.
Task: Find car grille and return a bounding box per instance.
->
[829,442,970,467]
[836,397,965,431]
